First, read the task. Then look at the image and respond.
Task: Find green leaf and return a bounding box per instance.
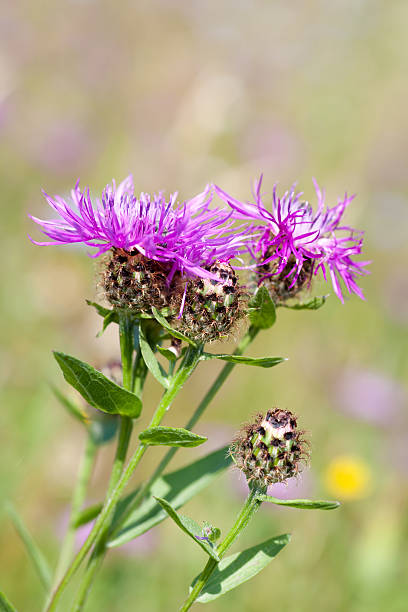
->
[5,502,52,590]
[108,445,232,548]
[97,310,119,337]
[86,300,112,318]
[281,295,328,310]
[139,426,207,447]
[53,352,142,418]
[86,301,120,335]
[154,497,220,561]
[247,286,276,329]
[139,322,170,388]
[257,495,340,510]
[194,535,290,603]
[50,384,89,426]
[0,590,17,612]
[201,354,286,368]
[151,307,197,347]
[73,503,102,528]
[156,346,180,362]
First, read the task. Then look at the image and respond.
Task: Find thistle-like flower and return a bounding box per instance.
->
[230,408,308,487]
[215,178,369,304]
[30,176,252,338]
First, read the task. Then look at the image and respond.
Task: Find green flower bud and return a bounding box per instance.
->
[230,408,309,486]
[175,261,244,344]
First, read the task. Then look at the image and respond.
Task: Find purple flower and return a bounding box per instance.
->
[334,368,406,426]
[214,177,370,302]
[30,175,252,282]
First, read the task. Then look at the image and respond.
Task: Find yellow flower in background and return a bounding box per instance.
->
[325,455,372,500]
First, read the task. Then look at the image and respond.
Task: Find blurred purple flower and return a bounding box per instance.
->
[30,175,253,282]
[215,177,370,302]
[334,368,406,425]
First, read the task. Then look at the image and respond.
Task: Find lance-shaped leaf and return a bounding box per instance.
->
[0,590,17,612]
[52,384,118,445]
[53,352,142,418]
[194,535,290,603]
[154,497,220,561]
[247,286,276,329]
[86,301,119,335]
[108,445,232,548]
[86,300,113,318]
[151,307,197,347]
[139,322,170,388]
[201,354,286,368]
[97,310,118,337]
[73,503,102,528]
[139,426,207,448]
[257,495,340,510]
[5,502,52,591]
[281,295,328,310]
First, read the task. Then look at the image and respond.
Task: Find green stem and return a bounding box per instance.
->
[71,416,132,612]
[107,314,135,499]
[52,433,97,589]
[112,326,259,531]
[132,339,148,396]
[69,314,135,611]
[46,344,202,612]
[119,312,134,391]
[179,484,264,612]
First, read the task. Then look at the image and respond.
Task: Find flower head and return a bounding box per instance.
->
[30,175,251,283]
[215,177,369,303]
[230,408,309,487]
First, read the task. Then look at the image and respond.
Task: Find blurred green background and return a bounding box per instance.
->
[1,1,408,610]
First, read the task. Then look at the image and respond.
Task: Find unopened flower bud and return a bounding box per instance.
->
[230,408,309,486]
[175,261,243,344]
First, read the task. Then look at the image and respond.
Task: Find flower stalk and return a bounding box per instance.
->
[179,483,265,612]
[46,344,203,611]
[110,325,260,533]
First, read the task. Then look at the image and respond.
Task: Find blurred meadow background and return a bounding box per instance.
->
[1,1,408,610]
